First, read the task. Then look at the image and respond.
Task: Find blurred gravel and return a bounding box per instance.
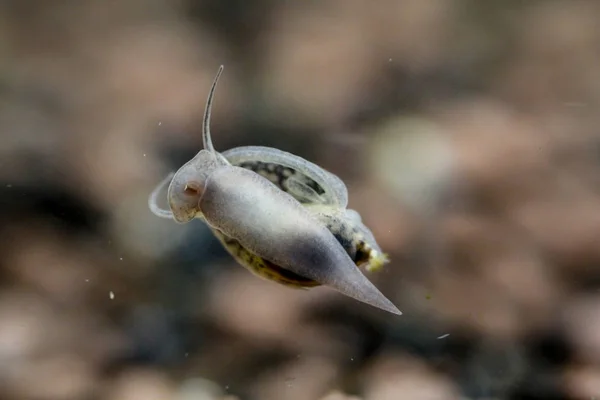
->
[1,1,600,399]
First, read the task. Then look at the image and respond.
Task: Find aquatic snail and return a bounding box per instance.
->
[148,66,400,315]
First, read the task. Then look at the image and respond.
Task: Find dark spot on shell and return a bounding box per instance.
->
[354,242,372,266]
[264,260,318,285]
[233,160,326,198]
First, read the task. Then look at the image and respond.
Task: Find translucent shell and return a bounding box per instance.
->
[222,146,348,207]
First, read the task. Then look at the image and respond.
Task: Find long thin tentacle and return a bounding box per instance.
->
[202,65,224,153]
[148,172,175,219]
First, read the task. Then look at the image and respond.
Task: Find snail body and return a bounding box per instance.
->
[222,146,389,273]
[148,66,400,315]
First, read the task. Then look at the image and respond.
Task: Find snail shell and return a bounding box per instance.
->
[222,146,389,273]
[148,66,400,315]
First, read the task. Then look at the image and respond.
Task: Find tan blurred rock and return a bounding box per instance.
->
[0,290,62,367]
[440,99,552,209]
[262,1,374,127]
[4,355,96,400]
[263,0,454,128]
[563,364,600,400]
[368,116,456,218]
[205,268,314,344]
[0,290,128,400]
[510,194,600,277]
[320,390,362,400]
[429,212,561,337]
[363,353,460,400]
[361,0,454,71]
[248,356,339,400]
[562,295,600,364]
[105,368,176,400]
[177,377,225,400]
[3,222,101,304]
[493,1,600,112]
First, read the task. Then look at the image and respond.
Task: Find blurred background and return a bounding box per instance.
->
[1,1,600,399]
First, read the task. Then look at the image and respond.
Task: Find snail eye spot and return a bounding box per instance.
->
[183,182,201,196]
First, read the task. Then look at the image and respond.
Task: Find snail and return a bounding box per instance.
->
[220,146,390,274]
[148,66,400,315]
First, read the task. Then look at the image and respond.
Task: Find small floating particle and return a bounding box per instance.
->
[109,291,115,300]
[437,334,449,339]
